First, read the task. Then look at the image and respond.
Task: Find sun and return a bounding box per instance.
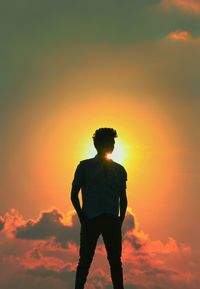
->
[106,153,112,160]
[105,142,126,163]
[82,138,127,165]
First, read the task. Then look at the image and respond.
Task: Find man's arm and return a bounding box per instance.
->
[119,167,128,225]
[70,184,85,223]
[119,188,127,225]
[70,162,87,224]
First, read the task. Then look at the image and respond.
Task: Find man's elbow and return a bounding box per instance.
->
[70,185,80,202]
[71,194,75,204]
[124,198,128,207]
[121,195,128,206]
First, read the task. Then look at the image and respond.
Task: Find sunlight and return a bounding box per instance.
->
[82,138,127,165]
[106,153,112,159]
[106,141,126,164]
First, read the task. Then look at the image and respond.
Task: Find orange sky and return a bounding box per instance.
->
[1,86,188,244]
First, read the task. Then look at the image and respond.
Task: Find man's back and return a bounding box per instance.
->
[72,154,127,219]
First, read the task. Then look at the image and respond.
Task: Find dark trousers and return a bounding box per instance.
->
[74,214,124,289]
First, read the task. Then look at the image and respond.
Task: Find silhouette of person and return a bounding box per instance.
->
[71,127,128,289]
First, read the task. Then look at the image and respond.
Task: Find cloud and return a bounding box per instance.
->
[0,216,4,230]
[164,29,200,45]
[0,207,199,289]
[166,30,192,42]
[14,207,144,249]
[26,265,74,282]
[15,208,80,246]
[160,0,200,15]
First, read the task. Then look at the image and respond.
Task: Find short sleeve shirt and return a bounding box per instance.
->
[72,155,128,219]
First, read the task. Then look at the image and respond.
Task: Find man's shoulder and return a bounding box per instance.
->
[112,160,126,171]
[111,161,127,178]
[78,158,95,166]
[79,158,127,173]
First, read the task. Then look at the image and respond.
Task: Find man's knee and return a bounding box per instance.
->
[78,253,94,268]
[107,254,122,267]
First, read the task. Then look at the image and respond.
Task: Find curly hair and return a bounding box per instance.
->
[92,127,118,151]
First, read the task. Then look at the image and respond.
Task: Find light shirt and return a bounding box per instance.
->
[72,154,127,219]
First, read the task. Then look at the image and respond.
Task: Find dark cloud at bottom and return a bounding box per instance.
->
[0,207,199,289]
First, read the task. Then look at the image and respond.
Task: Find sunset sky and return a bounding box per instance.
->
[1,1,200,289]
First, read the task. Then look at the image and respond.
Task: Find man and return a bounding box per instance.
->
[71,127,128,289]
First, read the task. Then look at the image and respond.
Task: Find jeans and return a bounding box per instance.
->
[74,214,124,289]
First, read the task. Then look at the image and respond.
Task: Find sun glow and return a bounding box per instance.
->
[24,92,182,225]
[83,139,128,165]
[106,153,112,159]
[106,141,127,164]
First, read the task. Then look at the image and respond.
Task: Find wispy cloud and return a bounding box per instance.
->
[160,0,200,15]
[165,29,200,44]
[167,30,192,41]
[0,207,199,289]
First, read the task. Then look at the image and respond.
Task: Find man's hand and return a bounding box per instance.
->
[79,212,89,225]
[71,183,88,225]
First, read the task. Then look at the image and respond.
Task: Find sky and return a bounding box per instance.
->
[0,1,200,288]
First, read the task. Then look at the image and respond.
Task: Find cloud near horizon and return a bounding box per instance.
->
[0,216,4,230]
[0,207,199,289]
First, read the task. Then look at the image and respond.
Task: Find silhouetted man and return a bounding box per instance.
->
[71,127,128,289]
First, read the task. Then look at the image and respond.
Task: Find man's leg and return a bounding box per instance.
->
[75,219,100,289]
[102,217,124,289]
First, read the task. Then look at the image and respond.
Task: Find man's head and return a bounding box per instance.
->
[92,127,118,155]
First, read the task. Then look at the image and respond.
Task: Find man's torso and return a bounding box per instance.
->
[72,155,127,219]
